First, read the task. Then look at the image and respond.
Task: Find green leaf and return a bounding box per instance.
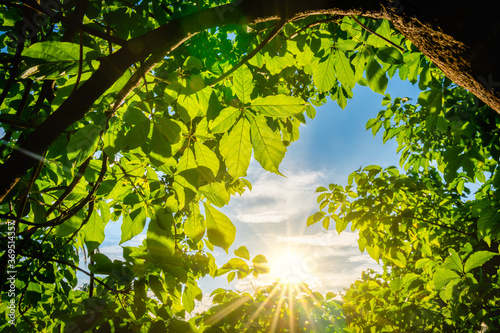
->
[250,115,286,174]
[252,254,267,264]
[250,95,307,118]
[173,148,199,209]
[183,56,204,70]
[376,46,404,65]
[133,279,147,318]
[20,41,102,79]
[194,141,219,180]
[418,89,442,114]
[177,86,212,121]
[89,253,113,274]
[199,182,230,207]
[123,119,150,151]
[154,116,183,143]
[83,210,105,253]
[184,212,206,243]
[54,212,83,236]
[366,57,388,94]
[209,106,240,133]
[224,258,248,269]
[234,246,250,260]
[103,117,124,157]
[123,106,148,125]
[182,283,202,313]
[464,251,498,273]
[219,117,252,180]
[334,51,356,88]
[227,271,236,283]
[312,53,336,92]
[232,64,254,103]
[147,211,175,261]
[433,268,460,290]
[149,275,167,303]
[204,203,236,253]
[444,249,463,273]
[67,124,101,167]
[120,206,147,245]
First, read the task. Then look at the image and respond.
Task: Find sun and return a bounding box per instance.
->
[268,248,313,285]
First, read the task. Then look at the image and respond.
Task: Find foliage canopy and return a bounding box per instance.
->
[0,1,499,332]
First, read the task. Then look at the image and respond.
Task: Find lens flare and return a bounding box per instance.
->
[268,248,312,285]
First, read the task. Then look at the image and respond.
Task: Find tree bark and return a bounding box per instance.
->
[0,0,498,203]
[386,0,500,115]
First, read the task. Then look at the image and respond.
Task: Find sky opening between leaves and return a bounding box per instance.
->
[76,74,422,312]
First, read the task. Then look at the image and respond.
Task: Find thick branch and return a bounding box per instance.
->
[0,0,370,203]
[1,0,498,203]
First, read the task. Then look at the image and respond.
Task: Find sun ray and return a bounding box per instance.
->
[203,295,252,327]
[286,284,296,333]
[269,286,287,332]
[242,284,281,331]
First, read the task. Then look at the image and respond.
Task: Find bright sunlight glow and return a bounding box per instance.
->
[268,248,314,285]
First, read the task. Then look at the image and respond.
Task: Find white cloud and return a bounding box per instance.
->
[347,254,376,263]
[274,231,359,248]
[229,165,327,224]
[236,212,288,223]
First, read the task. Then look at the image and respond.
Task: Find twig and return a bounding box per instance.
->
[111,46,174,112]
[19,154,107,232]
[20,252,122,294]
[288,16,338,40]
[209,19,288,87]
[45,155,92,216]
[350,16,405,52]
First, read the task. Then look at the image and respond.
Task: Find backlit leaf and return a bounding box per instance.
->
[219,117,252,180]
[83,210,104,253]
[209,106,241,133]
[250,115,286,174]
[433,268,460,290]
[464,251,498,273]
[204,203,236,253]
[120,206,147,245]
[232,64,253,103]
[250,95,307,118]
[366,57,388,94]
[67,124,101,167]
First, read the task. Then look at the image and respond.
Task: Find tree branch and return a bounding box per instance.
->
[0,0,387,203]
[45,156,92,216]
[20,251,122,294]
[350,16,404,52]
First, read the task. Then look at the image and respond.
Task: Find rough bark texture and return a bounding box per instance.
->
[0,0,499,202]
[386,0,500,114]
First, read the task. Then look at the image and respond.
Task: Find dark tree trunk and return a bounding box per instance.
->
[386,0,500,114]
[0,0,498,202]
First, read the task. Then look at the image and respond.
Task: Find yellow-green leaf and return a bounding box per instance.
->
[194,141,219,180]
[250,95,307,118]
[83,210,104,253]
[219,117,252,180]
[120,207,147,245]
[250,115,286,174]
[312,53,336,93]
[232,64,253,103]
[204,203,236,253]
[209,106,240,134]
